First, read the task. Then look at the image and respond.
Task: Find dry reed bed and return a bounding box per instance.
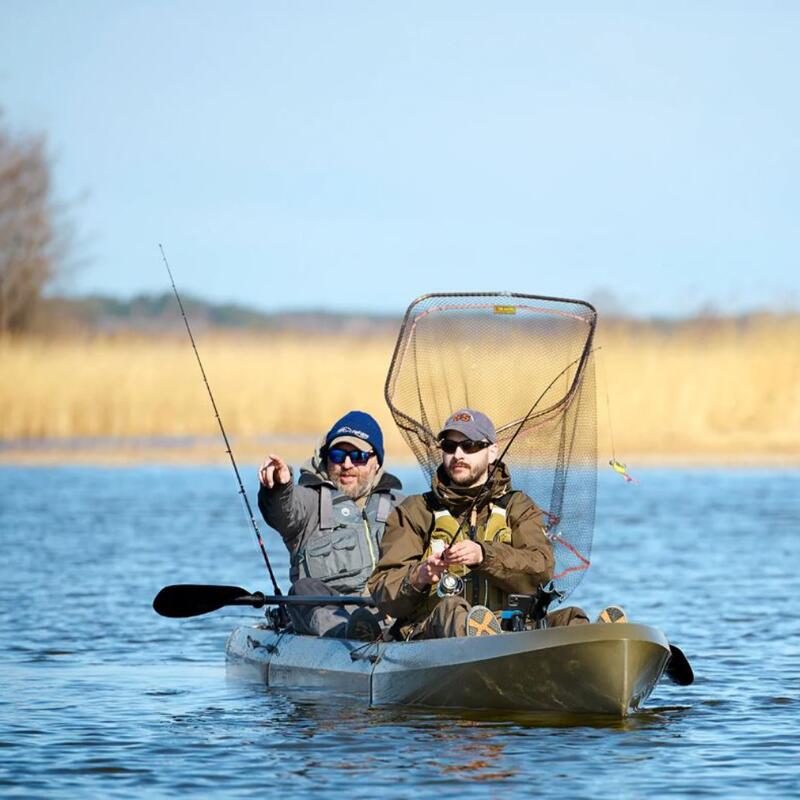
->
[1,316,799,461]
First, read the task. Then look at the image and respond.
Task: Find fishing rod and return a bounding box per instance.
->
[444,347,595,550]
[159,244,283,598]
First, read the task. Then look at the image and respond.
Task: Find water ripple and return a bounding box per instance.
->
[1,465,800,798]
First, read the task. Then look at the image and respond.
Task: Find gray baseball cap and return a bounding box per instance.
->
[437,409,497,444]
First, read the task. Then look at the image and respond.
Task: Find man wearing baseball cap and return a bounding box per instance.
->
[258,410,403,640]
[367,408,589,639]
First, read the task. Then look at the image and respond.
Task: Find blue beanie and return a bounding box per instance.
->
[324,411,385,466]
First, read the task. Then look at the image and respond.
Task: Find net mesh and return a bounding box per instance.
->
[384,292,597,601]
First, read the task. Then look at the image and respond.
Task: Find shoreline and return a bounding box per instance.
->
[2,436,799,468]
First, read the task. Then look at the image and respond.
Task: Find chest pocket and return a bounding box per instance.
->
[302,494,373,583]
[488,506,512,544]
[303,527,364,580]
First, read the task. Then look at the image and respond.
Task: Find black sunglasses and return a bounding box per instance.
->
[327,448,375,465]
[439,438,490,455]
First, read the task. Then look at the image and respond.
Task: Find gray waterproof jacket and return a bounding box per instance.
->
[257,455,404,595]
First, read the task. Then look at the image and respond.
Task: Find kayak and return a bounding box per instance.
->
[225,621,672,716]
[155,287,693,719]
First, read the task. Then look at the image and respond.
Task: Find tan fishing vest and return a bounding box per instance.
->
[420,495,514,612]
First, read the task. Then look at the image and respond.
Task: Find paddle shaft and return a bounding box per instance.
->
[189,593,375,609]
[160,246,283,598]
[250,593,375,607]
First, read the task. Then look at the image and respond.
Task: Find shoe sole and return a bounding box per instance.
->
[466,606,501,636]
[597,606,628,624]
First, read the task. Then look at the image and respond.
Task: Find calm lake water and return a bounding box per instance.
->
[1,464,799,798]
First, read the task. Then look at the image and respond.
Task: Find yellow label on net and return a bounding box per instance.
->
[494,305,516,315]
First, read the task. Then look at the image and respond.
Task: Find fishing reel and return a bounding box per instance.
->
[436,572,464,598]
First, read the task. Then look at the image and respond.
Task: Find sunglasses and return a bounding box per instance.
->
[439,438,490,455]
[327,448,375,465]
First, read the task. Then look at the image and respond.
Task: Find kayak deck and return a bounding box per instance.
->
[226,622,671,716]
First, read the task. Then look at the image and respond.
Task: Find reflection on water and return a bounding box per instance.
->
[1,465,799,797]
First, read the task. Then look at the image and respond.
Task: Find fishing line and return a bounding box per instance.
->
[159,244,283,597]
[444,349,594,549]
[598,346,618,463]
[598,344,637,483]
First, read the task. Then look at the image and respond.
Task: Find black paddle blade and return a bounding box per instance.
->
[664,644,694,686]
[153,584,254,618]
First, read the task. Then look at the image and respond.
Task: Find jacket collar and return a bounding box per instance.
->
[431,460,511,514]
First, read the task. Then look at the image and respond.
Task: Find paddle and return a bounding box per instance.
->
[663,643,694,686]
[153,584,375,619]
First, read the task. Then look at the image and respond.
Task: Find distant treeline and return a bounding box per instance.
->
[30,292,800,338]
[39,293,403,335]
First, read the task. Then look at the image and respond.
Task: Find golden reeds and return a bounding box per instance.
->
[596,315,800,459]
[2,314,799,463]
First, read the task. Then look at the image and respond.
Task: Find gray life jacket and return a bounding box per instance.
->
[291,476,403,595]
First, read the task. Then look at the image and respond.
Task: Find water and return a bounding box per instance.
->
[1,465,799,797]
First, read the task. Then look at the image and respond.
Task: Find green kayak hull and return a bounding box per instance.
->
[226,622,671,716]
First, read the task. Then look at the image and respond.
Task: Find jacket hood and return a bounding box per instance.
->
[431,460,512,514]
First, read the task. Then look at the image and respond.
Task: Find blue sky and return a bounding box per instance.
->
[2,2,798,316]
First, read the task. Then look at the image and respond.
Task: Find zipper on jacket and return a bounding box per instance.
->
[362,517,376,569]
[468,508,483,605]
[486,527,505,606]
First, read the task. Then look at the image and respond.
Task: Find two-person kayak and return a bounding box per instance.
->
[226,620,681,716]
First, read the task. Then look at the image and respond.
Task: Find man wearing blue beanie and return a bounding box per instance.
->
[257,410,403,640]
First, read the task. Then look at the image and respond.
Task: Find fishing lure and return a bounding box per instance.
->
[609,458,637,483]
[599,349,638,485]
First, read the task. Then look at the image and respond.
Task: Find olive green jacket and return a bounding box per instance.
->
[367,462,555,628]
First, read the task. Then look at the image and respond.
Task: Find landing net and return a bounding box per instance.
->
[384,292,597,601]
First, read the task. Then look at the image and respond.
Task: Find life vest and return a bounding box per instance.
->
[419,491,515,612]
[291,486,400,595]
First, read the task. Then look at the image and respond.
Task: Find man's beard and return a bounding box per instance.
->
[334,471,374,499]
[446,460,487,487]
